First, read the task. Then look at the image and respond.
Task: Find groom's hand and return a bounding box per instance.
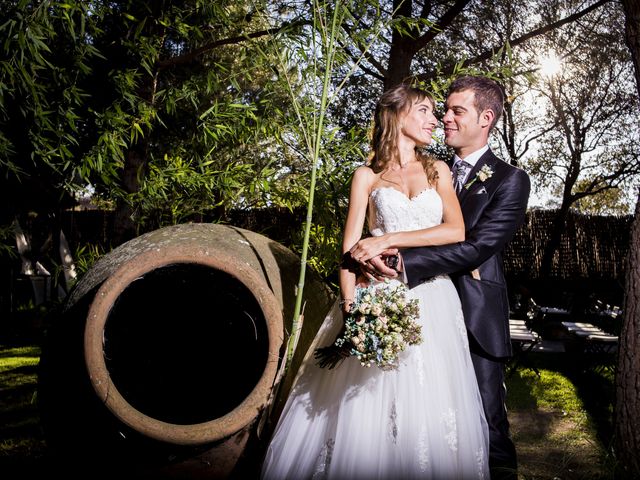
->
[364,250,400,279]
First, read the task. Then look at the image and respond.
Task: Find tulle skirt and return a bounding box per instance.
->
[261,277,489,479]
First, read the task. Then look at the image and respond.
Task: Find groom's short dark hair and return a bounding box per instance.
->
[449,76,504,131]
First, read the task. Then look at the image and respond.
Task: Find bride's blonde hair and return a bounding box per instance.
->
[367,84,438,185]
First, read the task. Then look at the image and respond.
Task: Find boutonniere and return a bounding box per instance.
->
[464,165,494,190]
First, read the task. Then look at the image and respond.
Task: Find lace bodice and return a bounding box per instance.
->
[368,187,443,236]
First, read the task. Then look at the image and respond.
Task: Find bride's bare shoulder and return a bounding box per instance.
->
[353,164,376,178]
[351,165,378,189]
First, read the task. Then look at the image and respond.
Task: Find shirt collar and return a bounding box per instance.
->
[453,144,489,168]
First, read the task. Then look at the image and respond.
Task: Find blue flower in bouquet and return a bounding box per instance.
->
[335,279,422,370]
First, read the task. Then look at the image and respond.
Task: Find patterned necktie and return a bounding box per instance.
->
[452,160,472,193]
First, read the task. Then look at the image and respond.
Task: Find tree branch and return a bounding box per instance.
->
[340,13,388,77]
[411,0,472,53]
[521,121,560,156]
[416,0,613,80]
[156,20,309,71]
[338,40,386,81]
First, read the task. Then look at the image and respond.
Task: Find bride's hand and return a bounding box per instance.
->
[349,236,389,264]
[365,251,399,279]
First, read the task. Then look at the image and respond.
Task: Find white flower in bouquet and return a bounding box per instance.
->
[334,279,423,370]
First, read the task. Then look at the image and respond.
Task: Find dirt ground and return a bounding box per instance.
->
[511,409,612,479]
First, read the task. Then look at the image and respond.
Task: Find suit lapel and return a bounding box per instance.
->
[457,150,498,205]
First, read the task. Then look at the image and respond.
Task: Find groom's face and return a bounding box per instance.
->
[442,89,489,156]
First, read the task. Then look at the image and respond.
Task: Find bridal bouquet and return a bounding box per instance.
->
[317,280,423,370]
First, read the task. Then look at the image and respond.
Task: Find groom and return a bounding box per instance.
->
[372,75,530,479]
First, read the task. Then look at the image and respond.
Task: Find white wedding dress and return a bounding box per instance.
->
[261,187,489,479]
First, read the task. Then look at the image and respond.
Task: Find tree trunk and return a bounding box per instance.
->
[615,1,640,476]
[385,42,415,90]
[615,193,640,476]
[384,0,416,90]
[622,0,640,98]
[501,93,519,166]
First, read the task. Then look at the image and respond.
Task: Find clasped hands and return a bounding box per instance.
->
[346,236,401,281]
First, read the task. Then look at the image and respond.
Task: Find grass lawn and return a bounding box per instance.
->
[0,339,618,479]
[506,358,617,479]
[0,342,48,478]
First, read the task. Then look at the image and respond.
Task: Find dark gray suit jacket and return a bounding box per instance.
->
[402,149,530,358]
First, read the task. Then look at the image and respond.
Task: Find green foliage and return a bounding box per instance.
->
[0,1,104,215]
[106,1,303,232]
[71,242,107,280]
[0,0,296,230]
[131,153,277,229]
[0,222,17,259]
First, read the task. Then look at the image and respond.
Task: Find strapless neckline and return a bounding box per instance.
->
[370,186,435,202]
[368,185,443,236]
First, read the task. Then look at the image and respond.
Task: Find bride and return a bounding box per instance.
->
[261,83,489,479]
